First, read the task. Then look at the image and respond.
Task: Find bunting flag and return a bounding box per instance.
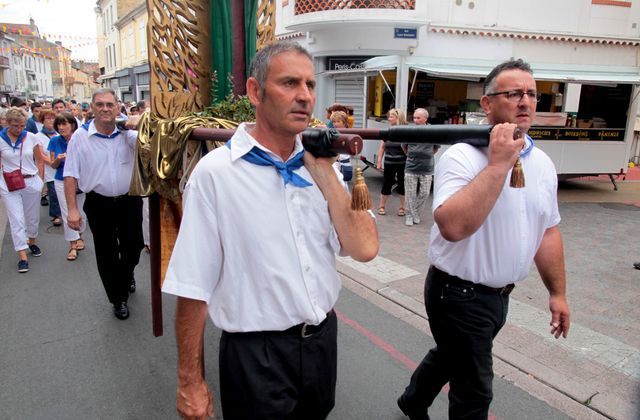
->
[0,24,104,41]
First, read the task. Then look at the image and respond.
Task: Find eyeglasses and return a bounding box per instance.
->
[486,90,541,103]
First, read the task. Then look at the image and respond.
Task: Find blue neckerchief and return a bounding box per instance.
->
[226,140,312,188]
[0,128,27,150]
[41,127,57,136]
[521,134,535,158]
[81,119,120,139]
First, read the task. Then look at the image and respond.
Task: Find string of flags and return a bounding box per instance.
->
[0,46,84,62]
[0,24,102,41]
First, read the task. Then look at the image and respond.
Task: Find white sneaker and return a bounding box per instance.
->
[413,216,421,224]
[405,217,413,226]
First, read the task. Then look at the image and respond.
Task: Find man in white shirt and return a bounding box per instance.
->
[64,88,143,321]
[162,41,378,420]
[397,59,570,419]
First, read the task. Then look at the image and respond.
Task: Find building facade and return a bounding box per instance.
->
[95,0,122,95]
[96,0,149,103]
[276,0,640,175]
[0,19,97,102]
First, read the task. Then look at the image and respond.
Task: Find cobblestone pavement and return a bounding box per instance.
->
[337,169,640,420]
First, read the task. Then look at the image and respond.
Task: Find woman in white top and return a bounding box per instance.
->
[48,112,86,261]
[35,109,62,226]
[0,107,45,273]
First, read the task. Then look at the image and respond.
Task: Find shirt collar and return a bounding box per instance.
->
[229,123,304,163]
[521,134,535,158]
[86,120,121,139]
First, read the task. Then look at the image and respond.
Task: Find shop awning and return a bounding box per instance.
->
[317,68,387,78]
[406,57,640,84]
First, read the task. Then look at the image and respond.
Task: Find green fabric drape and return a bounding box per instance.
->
[211,0,233,101]
[244,0,257,79]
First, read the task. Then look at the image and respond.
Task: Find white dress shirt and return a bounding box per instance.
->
[429,141,561,288]
[162,123,343,333]
[63,120,138,196]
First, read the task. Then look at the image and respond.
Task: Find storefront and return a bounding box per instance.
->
[352,55,640,175]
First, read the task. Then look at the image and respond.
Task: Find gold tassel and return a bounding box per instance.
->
[509,157,525,188]
[351,165,372,211]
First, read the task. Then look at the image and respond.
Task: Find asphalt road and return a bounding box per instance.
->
[0,211,573,420]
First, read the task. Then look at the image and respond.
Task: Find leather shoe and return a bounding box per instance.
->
[397,395,429,420]
[129,277,136,293]
[113,302,129,320]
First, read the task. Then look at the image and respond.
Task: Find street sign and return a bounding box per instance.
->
[394,28,417,39]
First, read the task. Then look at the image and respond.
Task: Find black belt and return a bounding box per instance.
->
[23,174,35,178]
[431,266,515,296]
[87,191,130,201]
[282,310,334,338]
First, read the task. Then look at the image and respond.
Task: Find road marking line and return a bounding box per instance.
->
[335,309,499,420]
[340,255,640,380]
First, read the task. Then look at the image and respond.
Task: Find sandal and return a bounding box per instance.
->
[397,208,406,216]
[67,248,78,261]
[53,217,62,226]
[378,207,386,215]
[76,239,85,251]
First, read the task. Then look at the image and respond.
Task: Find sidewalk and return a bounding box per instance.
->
[336,170,640,420]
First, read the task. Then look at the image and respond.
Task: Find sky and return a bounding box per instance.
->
[0,0,99,61]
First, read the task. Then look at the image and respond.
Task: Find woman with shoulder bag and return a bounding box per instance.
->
[0,107,45,273]
[48,112,86,261]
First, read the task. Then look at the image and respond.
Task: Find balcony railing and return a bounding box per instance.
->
[295,0,415,14]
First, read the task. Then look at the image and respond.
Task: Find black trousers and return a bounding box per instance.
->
[401,266,509,419]
[84,192,143,304]
[381,163,405,196]
[219,311,338,420]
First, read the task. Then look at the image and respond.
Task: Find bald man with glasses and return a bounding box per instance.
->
[397,59,570,419]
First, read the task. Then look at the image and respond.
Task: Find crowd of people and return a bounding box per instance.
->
[1,41,576,420]
[0,93,148,322]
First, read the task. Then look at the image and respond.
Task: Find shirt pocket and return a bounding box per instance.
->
[306,190,340,254]
[118,148,132,165]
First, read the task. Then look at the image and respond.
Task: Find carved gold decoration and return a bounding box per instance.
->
[257,0,277,50]
[147,0,211,119]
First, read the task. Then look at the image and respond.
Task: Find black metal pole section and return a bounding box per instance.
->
[149,193,163,337]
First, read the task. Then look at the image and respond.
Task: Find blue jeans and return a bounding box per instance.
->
[46,181,60,218]
[400,266,510,419]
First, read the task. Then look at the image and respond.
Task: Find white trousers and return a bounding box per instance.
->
[54,180,86,242]
[1,176,44,251]
[404,173,432,221]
